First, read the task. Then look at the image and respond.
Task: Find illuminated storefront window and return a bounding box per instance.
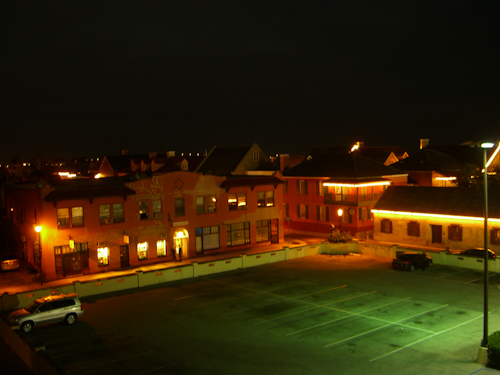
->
[228,193,247,210]
[97,247,109,266]
[138,242,148,260]
[227,222,250,246]
[157,240,166,257]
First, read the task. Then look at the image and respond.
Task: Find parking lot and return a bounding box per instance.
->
[17,254,500,375]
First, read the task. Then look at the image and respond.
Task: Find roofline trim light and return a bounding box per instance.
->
[371,209,500,223]
[323,181,391,188]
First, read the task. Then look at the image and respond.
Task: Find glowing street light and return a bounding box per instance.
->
[338,208,343,229]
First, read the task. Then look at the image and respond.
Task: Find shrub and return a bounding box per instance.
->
[328,230,352,243]
[488,331,500,367]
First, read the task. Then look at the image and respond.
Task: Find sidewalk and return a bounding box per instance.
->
[1,234,325,296]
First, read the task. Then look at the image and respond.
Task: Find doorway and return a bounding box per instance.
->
[431,225,442,244]
[271,219,279,243]
[174,229,189,259]
[120,245,130,268]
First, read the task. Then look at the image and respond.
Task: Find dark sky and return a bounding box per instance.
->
[2,1,499,163]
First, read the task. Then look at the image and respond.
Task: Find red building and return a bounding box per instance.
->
[282,153,407,238]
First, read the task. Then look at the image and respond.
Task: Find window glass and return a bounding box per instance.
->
[265,191,274,207]
[152,200,162,214]
[196,196,205,214]
[227,222,250,246]
[175,198,185,216]
[256,220,270,242]
[139,202,149,220]
[157,240,167,257]
[138,242,148,260]
[57,208,70,227]
[72,206,84,226]
[99,204,110,224]
[97,247,109,266]
[207,196,216,213]
[257,192,265,207]
[113,203,124,222]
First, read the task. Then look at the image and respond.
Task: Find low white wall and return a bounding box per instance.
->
[321,242,359,255]
[192,257,243,277]
[74,273,139,298]
[138,265,195,286]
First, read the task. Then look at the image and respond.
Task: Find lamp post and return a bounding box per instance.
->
[481,142,494,349]
[338,208,343,230]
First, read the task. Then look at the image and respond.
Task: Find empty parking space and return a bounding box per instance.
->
[15,254,496,375]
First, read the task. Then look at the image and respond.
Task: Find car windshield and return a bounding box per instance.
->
[24,301,41,313]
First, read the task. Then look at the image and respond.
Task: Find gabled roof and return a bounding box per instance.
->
[373,186,500,218]
[283,154,405,180]
[103,154,150,174]
[308,146,408,164]
[196,146,251,175]
[424,144,485,166]
[391,149,465,173]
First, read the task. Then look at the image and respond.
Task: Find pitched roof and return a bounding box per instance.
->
[308,146,407,163]
[373,186,500,218]
[196,146,251,175]
[425,144,485,166]
[391,149,465,173]
[283,154,405,179]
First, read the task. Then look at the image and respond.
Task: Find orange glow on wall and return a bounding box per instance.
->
[372,209,500,223]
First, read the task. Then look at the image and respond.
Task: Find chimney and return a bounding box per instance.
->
[148,152,157,159]
[167,151,175,158]
[279,154,290,172]
[420,139,429,149]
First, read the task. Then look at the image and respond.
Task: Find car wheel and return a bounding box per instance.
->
[20,321,34,333]
[65,313,77,325]
[409,265,415,272]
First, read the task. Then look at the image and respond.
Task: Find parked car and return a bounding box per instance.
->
[0,253,19,271]
[392,252,433,271]
[8,293,84,333]
[461,248,497,260]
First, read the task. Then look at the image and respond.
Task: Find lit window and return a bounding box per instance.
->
[139,202,149,220]
[157,240,167,257]
[228,193,246,211]
[197,195,217,214]
[97,247,109,266]
[100,203,124,224]
[99,204,111,224]
[137,242,148,260]
[316,181,324,196]
[72,207,84,226]
[258,191,274,207]
[57,208,70,228]
[113,203,124,222]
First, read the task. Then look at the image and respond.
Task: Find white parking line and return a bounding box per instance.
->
[325,323,393,348]
[433,270,468,280]
[225,285,347,317]
[369,313,483,362]
[287,297,412,336]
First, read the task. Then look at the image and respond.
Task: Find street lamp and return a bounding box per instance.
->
[338,208,343,230]
[481,142,494,349]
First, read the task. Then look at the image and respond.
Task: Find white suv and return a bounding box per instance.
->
[8,293,84,333]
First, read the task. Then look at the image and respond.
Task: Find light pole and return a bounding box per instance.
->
[338,208,343,230]
[481,142,494,349]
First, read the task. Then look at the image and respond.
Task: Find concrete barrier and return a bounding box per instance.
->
[243,250,286,268]
[74,273,139,298]
[322,242,359,255]
[192,257,243,277]
[138,265,194,287]
[1,284,76,312]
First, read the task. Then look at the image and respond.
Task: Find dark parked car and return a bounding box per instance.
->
[461,248,497,260]
[392,252,433,271]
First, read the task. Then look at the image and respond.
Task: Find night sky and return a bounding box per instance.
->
[2,1,499,164]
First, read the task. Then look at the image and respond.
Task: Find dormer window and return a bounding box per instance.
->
[253,151,259,161]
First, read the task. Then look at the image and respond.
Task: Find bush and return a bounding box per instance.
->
[328,230,352,243]
[488,331,500,367]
